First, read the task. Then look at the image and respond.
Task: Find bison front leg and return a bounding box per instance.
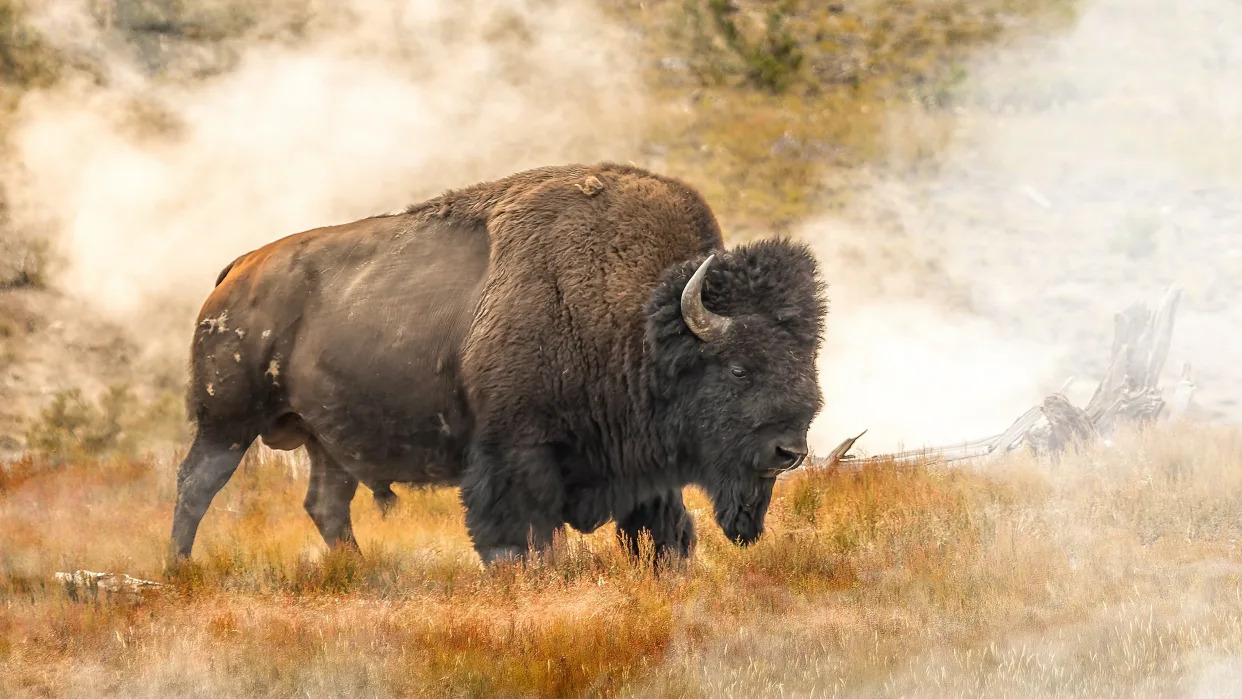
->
[616,488,697,565]
[304,441,360,551]
[460,441,564,565]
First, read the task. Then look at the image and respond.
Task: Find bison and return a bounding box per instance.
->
[170,162,827,565]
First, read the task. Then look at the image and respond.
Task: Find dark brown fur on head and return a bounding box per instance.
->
[644,238,828,544]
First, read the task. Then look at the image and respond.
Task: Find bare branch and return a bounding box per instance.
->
[813,285,1185,471]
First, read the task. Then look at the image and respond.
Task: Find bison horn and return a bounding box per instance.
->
[681,254,733,343]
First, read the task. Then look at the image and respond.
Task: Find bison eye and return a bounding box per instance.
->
[730,365,749,379]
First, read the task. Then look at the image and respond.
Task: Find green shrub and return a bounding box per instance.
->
[25,386,138,460]
[717,2,802,92]
[24,384,188,460]
[699,0,804,92]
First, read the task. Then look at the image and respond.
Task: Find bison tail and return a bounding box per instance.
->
[214,255,245,287]
[373,482,398,518]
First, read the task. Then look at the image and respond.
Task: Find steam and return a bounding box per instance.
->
[807,0,1242,455]
[3,0,645,316]
[4,0,1238,460]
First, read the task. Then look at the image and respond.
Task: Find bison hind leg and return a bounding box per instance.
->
[615,488,697,567]
[170,426,257,561]
[303,440,360,551]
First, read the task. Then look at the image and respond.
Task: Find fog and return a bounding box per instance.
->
[807,0,1242,454]
[3,0,1239,458]
[4,0,645,315]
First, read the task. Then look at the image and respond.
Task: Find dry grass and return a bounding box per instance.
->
[3,423,1241,697]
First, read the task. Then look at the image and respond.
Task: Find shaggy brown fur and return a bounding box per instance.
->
[169,162,827,566]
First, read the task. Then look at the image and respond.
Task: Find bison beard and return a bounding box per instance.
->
[169,162,826,567]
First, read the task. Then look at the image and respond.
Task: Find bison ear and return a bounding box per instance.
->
[681,254,733,343]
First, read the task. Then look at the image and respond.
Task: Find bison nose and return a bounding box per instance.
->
[774,444,807,471]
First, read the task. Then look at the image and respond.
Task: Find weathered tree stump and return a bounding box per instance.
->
[1026,394,1099,459]
[814,285,1184,470]
[1083,285,1180,432]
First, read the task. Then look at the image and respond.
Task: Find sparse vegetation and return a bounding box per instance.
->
[23,384,187,462]
[2,425,1241,696]
[625,0,1081,233]
[0,236,50,289]
[697,0,805,93]
[0,0,60,92]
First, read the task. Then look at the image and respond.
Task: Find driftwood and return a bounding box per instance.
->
[55,569,164,601]
[816,285,1184,471]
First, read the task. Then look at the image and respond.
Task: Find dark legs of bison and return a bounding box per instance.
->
[616,489,697,567]
[169,430,254,560]
[460,441,563,565]
[304,440,360,551]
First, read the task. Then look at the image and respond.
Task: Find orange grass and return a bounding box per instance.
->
[2,423,1242,696]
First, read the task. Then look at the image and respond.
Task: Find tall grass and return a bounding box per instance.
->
[2,423,1240,696]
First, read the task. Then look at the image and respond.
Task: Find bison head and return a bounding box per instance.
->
[646,239,827,546]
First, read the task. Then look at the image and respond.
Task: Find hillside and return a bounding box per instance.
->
[9,0,1242,455]
[0,0,1085,457]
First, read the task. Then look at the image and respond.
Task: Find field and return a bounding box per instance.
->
[3,0,1242,696]
[3,423,1241,697]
